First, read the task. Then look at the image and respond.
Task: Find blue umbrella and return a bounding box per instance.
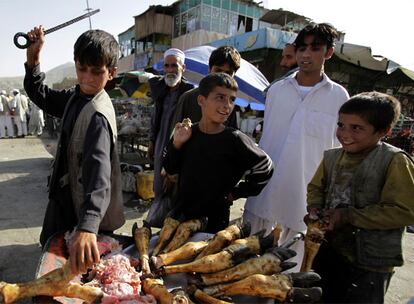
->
[154,45,269,111]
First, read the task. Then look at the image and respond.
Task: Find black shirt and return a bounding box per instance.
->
[163,125,273,232]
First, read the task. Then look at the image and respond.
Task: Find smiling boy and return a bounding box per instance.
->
[173,45,241,128]
[24,27,125,274]
[306,92,414,303]
[163,73,273,233]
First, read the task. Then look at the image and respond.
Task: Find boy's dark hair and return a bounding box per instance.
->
[294,23,338,49]
[74,30,119,69]
[199,73,238,98]
[209,46,241,73]
[339,91,401,132]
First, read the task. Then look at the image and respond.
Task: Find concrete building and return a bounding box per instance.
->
[116,0,414,114]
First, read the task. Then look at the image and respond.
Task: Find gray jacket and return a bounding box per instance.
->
[324,143,409,267]
[67,89,125,233]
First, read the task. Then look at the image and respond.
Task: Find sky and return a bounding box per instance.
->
[0,0,413,78]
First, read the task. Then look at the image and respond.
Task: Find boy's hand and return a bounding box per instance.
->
[324,208,350,231]
[303,207,322,225]
[68,230,100,275]
[226,192,237,202]
[26,26,45,67]
[173,122,192,149]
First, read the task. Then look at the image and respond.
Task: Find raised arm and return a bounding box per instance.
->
[24,26,71,117]
[162,122,192,175]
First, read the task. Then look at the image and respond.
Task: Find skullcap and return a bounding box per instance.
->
[164,48,185,63]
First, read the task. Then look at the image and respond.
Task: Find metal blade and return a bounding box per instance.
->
[14,9,100,49]
[44,9,100,34]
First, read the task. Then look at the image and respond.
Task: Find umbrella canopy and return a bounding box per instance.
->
[114,71,155,98]
[153,45,269,110]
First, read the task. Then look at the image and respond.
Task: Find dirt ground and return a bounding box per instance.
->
[0,135,413,303]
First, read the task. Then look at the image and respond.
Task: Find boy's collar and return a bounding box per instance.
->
[75,85,95,100]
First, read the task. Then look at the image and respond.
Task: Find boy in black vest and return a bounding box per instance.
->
[305,92,414,303]
[24,27,125,274]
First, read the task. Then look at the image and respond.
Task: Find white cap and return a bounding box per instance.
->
[0,90,6,95]
[12,89,19,94]
[164,48,185,64]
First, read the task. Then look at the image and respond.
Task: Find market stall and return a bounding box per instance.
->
[111,71,155,165]
[110,71,156,200]
[114,97,152,165]
[0,222,322,304]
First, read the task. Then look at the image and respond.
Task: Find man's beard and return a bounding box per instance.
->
[164,73,181,87]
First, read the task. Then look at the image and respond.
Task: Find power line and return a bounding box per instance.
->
[85,0,92,30]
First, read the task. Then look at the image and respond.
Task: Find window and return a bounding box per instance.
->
[174,15,180,37]
[247,5,254,17]
[252,18,258,31]
[181,12,188,34]
[201,5,212,31]
[220,10,229,34]
[222,0,229,10]
[212,0,220,8]
[194,6,201,30]
[187,7,199,32]
[211,6,221,32]
[189,0,201,8]
[239,2,246,15]
[229,12,238,35]
[245,16,252,32]
[231,0,238,12]
[237,15,246,33]
[180,0,189,13]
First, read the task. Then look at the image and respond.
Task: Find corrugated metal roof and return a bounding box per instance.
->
[400,67,414,81]
[260,9,308,26]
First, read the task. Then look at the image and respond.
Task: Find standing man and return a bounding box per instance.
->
[243,23,349,270]
[279,43,298,75]
[172,45,241,128]
[146,48,194,227]
[10,89,29,138]
[0,90,15,138]
[28,100,45,136]
[264,43,299,96]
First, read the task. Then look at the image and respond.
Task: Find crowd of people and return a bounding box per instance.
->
[20,20,414,304]
[0,88,44,138]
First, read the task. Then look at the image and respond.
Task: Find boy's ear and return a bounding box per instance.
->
[379,126,392,138]
[325,47,334,60]
[197,94,205,107]
[109,67,118,80]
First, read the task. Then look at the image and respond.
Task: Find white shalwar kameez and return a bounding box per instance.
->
[243,72,349,271]
[11,93,29,136]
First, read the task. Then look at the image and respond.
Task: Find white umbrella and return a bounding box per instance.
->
[154,45,269,110]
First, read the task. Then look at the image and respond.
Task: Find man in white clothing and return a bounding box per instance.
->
[0,90,15,138]
[10,89,29,137]
[243,23,349,271]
